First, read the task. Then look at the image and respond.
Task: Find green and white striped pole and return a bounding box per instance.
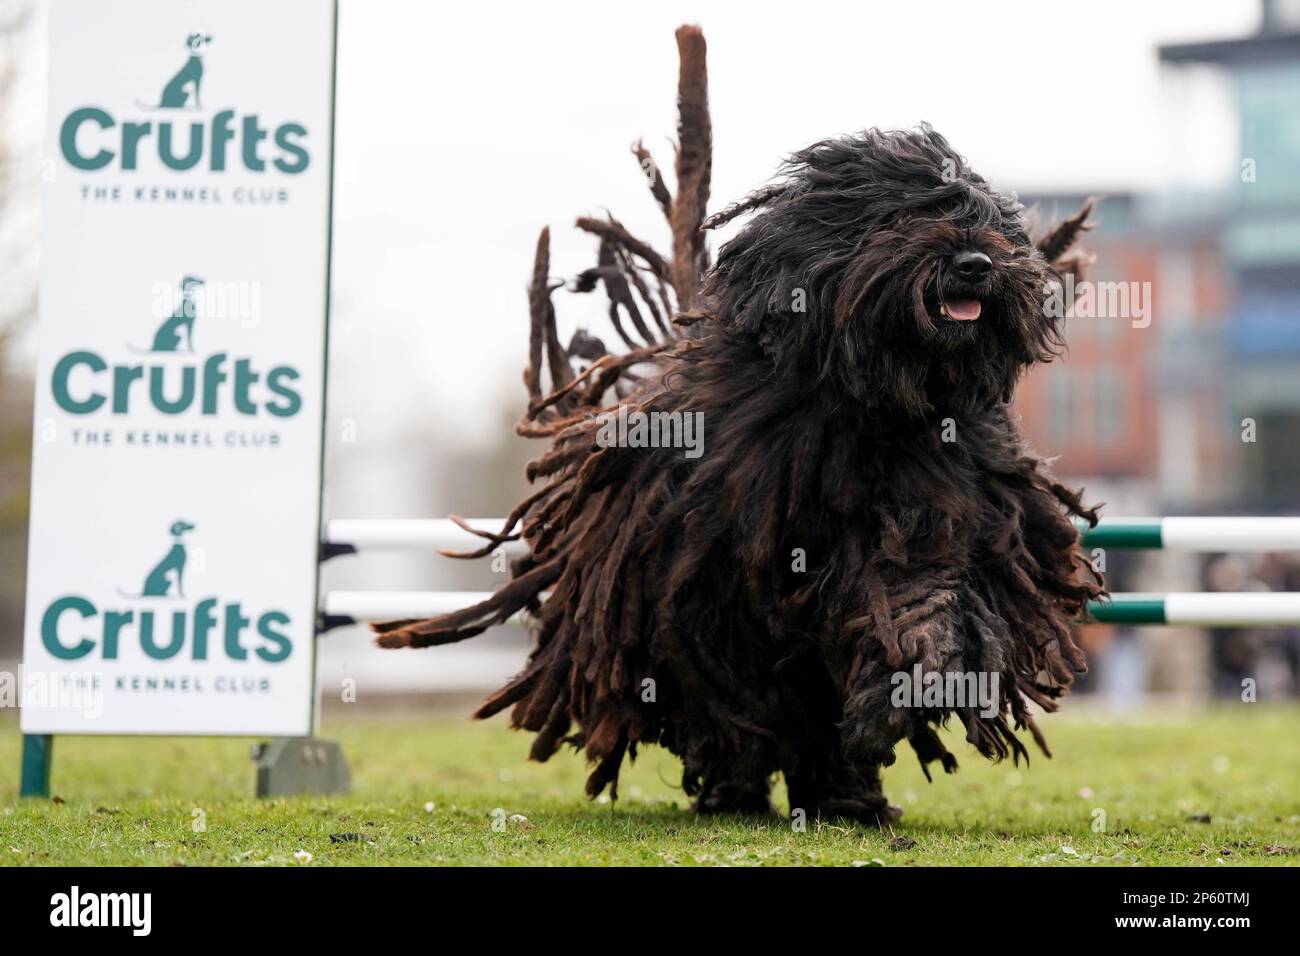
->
[320,517,1300,628]
[324,517,1300,556]
[1078,517,1300,552]
[1076,518,1300,623]
[321,590,1300,628]
[1086,593,1300,626]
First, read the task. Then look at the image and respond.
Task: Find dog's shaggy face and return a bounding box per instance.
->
[704,126,1061,414]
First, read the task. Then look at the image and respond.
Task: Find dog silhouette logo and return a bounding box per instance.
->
[133,275,204,353]
[120,520,196,599]
[137,33,213,111]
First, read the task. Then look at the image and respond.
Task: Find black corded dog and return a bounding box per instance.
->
[376,25,1104,825]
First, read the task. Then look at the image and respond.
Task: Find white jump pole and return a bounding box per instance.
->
[320,517,1300,628]
[322,590,536,628]
[321,591,1300,628]
[326,516,1300,555]
[325,518,523,554]
[324,590,499,620]
[1079,516,1300,552]
[1088,593,1300,626]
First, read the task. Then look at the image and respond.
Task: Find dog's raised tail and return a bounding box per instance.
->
[372,24,717,653]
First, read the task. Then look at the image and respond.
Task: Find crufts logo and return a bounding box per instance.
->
[138,33,213,110]
[119,519,195,598]
[60,32,310,173]
[40,521,294,663]
[49,274,303,419]
[50,885,152,936]
[135,276,205,354]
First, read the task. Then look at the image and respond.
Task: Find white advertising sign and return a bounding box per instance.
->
[21,0,337,735]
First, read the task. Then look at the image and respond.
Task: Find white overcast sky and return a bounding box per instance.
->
[5,0,1267,498]
[326,0,1259,453]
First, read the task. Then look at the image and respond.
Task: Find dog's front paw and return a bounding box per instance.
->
[814,794,903,828]
[692,779,776,817]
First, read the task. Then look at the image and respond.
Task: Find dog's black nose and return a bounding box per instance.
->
[953,250,992,281]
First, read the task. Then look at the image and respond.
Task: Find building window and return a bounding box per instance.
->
[1238,62,1300,208]
[1050,369,1073,445]
[1096,364,1123,442]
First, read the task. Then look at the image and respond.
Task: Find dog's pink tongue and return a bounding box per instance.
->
[945,299,981,321]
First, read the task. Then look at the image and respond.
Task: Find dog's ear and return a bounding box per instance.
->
[1035,198,1095,264]
[1051,249,1096,284]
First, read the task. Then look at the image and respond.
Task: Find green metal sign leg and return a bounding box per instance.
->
[20,735,53,798]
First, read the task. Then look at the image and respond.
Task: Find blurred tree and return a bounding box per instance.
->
[0,2,35,362]
[0,0,36,662]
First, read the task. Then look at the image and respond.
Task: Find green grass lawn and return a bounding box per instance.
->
[1,706,1298,866]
